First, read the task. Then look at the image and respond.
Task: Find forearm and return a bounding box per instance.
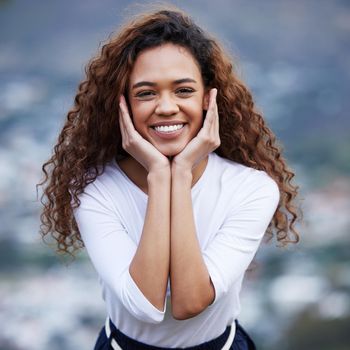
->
[170,165,215,319]
[129,168,171,311]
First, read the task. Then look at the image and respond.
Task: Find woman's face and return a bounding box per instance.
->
[127,43,209,157]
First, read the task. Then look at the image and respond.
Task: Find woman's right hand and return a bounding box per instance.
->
[119,95,170,173]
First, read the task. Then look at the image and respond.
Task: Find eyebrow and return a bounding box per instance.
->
[132,78,197,90]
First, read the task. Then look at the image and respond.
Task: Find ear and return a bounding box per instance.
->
[203,89,210,111]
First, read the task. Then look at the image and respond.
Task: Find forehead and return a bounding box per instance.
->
[129,43,202,84]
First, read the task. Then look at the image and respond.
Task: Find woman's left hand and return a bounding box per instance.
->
[172,88,220,171]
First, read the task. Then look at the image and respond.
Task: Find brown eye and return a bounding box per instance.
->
[176,88,195,95]
[136,91,156,98]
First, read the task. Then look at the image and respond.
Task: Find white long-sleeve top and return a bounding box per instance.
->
[72,151,280,347]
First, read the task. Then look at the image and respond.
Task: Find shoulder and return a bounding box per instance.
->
[211,152,280,201]
[78,159,126,202]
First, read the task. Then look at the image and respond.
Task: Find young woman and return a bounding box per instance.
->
[37,6,301,350]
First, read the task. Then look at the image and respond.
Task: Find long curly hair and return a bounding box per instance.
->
[37,5,302,257]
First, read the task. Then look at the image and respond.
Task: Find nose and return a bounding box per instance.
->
[155,94,179,116]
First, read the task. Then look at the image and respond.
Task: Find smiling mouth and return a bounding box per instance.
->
[151,123,185,133]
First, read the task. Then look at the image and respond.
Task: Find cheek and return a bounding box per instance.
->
[130,103,153,132]
[130,102,144,120]
[188,94,205,111]
[183,101,204,122]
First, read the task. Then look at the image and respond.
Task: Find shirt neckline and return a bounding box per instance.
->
[112,153,213,199]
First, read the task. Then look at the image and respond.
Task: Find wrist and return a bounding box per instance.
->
[171,164,193,187]
[147,167,171,184]
[171,157,192,173]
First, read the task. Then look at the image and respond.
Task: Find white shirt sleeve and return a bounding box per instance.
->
[202,173,280,306]
[72,180,166,324]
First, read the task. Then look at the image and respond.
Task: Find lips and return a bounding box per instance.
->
[153,123,184,133]
[151,120,187,127]
[150,123,186,139]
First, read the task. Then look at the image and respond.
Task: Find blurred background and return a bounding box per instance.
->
[0,0,349,349]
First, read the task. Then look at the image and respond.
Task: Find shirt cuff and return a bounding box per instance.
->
[122,269,166,324]
[203,253,227,308]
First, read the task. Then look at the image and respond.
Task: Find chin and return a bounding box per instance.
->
[157,144,186,158]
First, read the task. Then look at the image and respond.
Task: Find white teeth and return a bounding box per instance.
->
[154,124,184,133]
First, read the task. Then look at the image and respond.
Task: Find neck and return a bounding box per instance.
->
[190,156,209,187]
[118,154,209,191]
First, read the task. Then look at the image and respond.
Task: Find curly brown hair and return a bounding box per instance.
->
[37,5,302,257]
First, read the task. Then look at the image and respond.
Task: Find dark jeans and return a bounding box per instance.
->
[94,319,257,350]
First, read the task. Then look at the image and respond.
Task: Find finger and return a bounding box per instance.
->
[212,90,220,146]
[118,96,126,130]
[119,107,128,142]
[119,95,136,133]
[119,105,125,129]
[213,89,219,129]
[207,89,219,142]
[203,88,218,131]
[206,89,217,121]
[208,88,217,113]
[119,95,130,124]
